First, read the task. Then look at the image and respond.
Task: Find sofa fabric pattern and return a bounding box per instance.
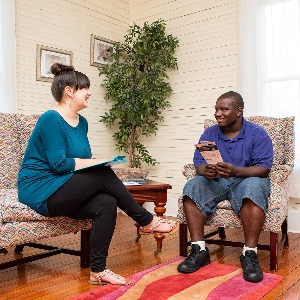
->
[0,219,91,248]
[16,113,41,160]
[177,116,294,233]
[0,113,19,189]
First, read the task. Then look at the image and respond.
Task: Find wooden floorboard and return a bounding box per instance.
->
[1,213,300,299]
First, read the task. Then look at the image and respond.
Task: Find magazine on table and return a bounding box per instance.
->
[73,155,128,172]
[195,141,223,165]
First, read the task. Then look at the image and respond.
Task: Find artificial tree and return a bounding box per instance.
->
[99,19,179,168]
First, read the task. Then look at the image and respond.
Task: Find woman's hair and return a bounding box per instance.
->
[50,63,90,102]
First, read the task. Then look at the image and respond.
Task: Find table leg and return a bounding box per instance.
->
[152,190,168,254]
[132,189,169,255]
[135,223,141,242]
[154,233,165,254]
[154,201,166,217]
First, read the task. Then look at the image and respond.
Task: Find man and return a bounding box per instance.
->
[177,91,273,282]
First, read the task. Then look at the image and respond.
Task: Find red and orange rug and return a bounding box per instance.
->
[72,257,283,300]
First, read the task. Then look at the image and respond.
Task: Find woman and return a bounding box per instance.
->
[18,63,176,286]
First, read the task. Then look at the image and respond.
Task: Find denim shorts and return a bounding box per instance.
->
[182,175,270,217]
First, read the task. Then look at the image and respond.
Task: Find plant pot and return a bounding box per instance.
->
[112,167,149,182]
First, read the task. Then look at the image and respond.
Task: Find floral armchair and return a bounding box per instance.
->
[0,113,92,270]
[177,116,295,271]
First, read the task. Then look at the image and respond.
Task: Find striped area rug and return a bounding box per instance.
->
[72,257,283,300]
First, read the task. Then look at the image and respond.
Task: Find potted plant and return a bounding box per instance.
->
[99,19,179,179]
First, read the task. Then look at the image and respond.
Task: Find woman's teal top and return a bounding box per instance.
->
[18,110,92,216]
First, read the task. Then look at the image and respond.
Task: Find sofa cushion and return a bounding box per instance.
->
[16,113,40,160]
[0,113,40,190]
[247,116,294,167]
[204,116,294,166]
[0,188,49,222]
[0,218,92,248]
[0,113,19,189]
[0,188,93,248]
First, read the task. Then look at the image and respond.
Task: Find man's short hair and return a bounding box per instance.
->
[217,91,244,109]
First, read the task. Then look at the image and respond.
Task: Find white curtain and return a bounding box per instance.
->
[0,0,17,113]
[238,0,300,197]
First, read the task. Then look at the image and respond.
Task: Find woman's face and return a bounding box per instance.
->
[73,87,92,110]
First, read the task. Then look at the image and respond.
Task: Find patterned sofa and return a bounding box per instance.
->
[0,112,92,270]
[177,116,295,271]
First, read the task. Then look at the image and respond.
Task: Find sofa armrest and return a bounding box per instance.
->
[182,164,196,179]
[269,164,293,183]
[267,165,292,214]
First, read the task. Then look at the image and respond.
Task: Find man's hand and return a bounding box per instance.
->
[215,163,270,178]
[203,164,218,180]
[215,162,236,178]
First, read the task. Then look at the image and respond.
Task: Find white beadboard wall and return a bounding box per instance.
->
[15,0,239,217]
[15,0,130,161]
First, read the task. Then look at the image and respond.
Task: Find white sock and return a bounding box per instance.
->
[243,246,257,256]
[191,241,206,251]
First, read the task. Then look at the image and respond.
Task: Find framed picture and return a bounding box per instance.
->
[90,34,115,67]
[36,45,73,82]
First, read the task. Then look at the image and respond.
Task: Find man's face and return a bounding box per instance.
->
[214,97,242,127]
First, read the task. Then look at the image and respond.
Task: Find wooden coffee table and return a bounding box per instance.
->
[126,180,172,254]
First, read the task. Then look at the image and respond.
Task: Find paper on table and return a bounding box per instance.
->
[123,181,141,186]
[73,155,128,172]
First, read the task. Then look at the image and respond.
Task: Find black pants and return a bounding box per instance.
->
[47,166,153,272]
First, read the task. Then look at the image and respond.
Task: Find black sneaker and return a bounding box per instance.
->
[177,244,211,273]
[240,250,263,282]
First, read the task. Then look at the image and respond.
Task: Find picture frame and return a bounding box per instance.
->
[36,45,73,82]
[90,34,115,67]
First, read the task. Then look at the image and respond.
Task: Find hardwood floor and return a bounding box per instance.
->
[1,213,300,299]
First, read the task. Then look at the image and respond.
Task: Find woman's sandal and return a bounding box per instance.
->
[140,217,177,234]
[89,269,131,286]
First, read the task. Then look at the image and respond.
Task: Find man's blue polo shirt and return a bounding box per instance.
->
[193,118,273,170]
